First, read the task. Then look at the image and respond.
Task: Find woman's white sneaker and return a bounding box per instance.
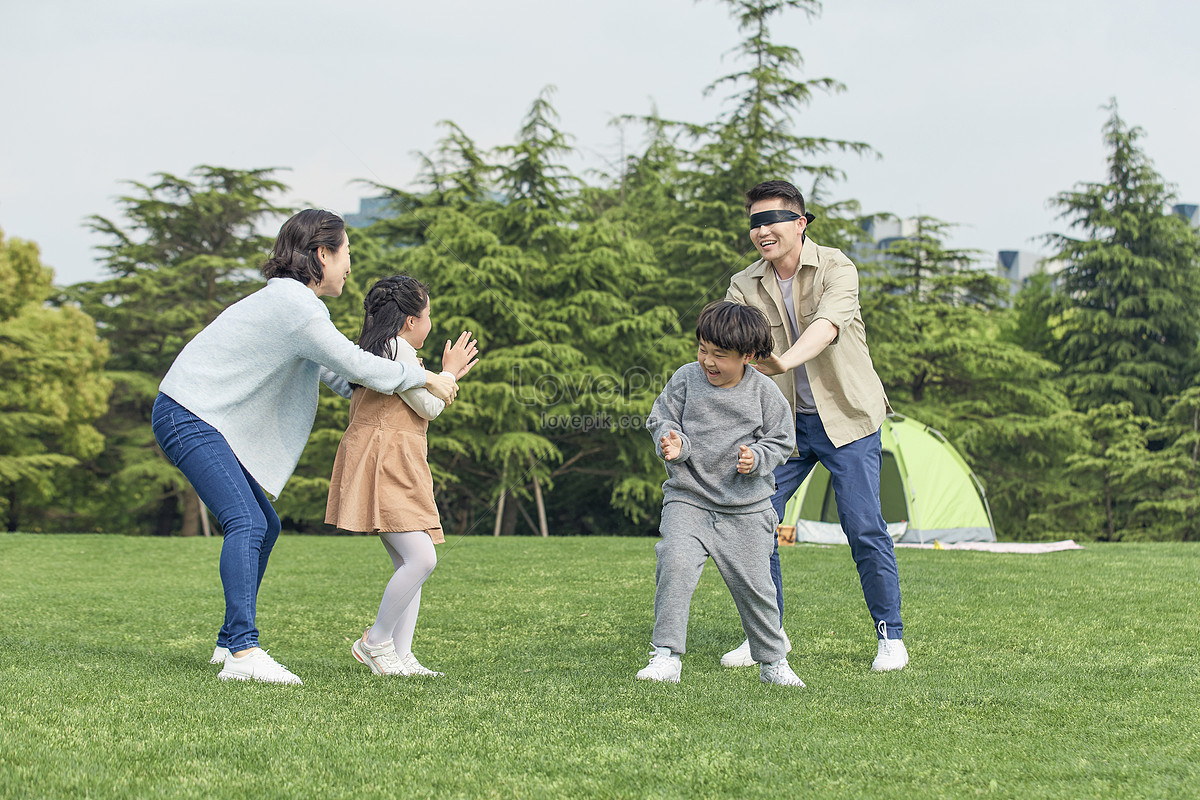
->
[218,649,302,685]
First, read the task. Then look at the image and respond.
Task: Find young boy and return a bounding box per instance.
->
[639,300,804,687]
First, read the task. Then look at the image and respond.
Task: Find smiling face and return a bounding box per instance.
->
[749,197,807,273]
[313,232,352,298]
[697,338,752,389]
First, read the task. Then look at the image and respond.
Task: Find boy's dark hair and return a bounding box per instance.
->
[357,275,431,360]
[696,300,774,360]
[261,209,346,287]
[744,180,807,215]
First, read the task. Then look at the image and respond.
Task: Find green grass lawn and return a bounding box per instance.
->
[1,534,1197,799]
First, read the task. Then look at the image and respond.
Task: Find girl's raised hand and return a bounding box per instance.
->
[442,331,480,380]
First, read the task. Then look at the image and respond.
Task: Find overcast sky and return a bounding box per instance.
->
[3,0,1197,286]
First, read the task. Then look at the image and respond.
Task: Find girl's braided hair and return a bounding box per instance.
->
[357,275,431,361]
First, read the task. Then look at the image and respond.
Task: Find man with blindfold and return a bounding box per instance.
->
[723,180,908,673]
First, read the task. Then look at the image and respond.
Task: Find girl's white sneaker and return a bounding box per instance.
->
[351,634,406,676]
[398,652,444,677]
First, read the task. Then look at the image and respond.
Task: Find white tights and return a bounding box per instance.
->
[366,530,437,656]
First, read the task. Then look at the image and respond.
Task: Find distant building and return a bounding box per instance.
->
[1172,203,1199,228]
[853,217,920,271]
[996,250,1044,286]
[343,196,398,228]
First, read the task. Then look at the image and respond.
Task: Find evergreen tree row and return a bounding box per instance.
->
[4,2,1198,541]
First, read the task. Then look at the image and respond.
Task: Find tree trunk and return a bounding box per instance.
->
[179,490,200,537]
[6,488,19,532]
[500,495,519,536]
[493,488,506,537]
[1103,477,1114,542]
[198,491,212,538]
[530,456,549,537]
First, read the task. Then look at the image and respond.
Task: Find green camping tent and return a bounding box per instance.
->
[780,414,995,544]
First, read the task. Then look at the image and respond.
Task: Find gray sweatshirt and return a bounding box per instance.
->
[646,362,796,514]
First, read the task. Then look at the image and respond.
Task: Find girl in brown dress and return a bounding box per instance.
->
[326,275,477,676]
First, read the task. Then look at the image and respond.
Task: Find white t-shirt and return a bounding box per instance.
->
[775,272,818,414]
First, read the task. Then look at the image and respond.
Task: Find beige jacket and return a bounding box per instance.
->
[726,236,889,448]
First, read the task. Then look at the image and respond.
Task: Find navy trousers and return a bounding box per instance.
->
[769,413,903,640]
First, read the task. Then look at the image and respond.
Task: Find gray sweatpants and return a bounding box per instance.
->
[651,501,786,663]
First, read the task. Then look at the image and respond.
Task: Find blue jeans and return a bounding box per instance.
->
[151,393,281,652]
[770,413,903,639]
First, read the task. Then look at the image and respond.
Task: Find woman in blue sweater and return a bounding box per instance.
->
[151,209,477,685]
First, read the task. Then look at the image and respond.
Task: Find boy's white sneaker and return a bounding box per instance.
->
[398,652,444,677]
[636,646,682,683]
[210,646,230,665]
[720,628,791,667]
[760,658,805,687]
[871,638,909,672]
[218,649,302,685]
[351,634,406,676]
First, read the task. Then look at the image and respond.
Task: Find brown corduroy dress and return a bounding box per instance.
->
[325,387,444,543]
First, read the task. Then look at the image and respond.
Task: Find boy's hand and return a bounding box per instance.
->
[737,444,756,474]
[660,430,683,461]
[442,331,480,380]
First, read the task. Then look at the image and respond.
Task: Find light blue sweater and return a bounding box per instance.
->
[160,278,426,498]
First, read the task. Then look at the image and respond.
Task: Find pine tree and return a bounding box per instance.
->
[294,95,688,537]
[1128,387,1200,540]
[861,216,1076,539]
[618,0,873,320]
[1051,403,1157,541]
[64,166,289,535]
[1047,102,1200,417]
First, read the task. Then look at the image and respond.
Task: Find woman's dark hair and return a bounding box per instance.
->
[357,275,431,360]
[261,209,346,286]
[695,300,774,360]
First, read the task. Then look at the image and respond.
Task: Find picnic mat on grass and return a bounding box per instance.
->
[895,540,1083,553]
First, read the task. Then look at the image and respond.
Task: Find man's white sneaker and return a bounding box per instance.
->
[210,646,230,665]
[720,628,791,667]
[218,649,302,685]
[351,634,406,676]
[760,658,805,687]
[636,646,682,683]
[398,652,444,677]
[871,637,909,672]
